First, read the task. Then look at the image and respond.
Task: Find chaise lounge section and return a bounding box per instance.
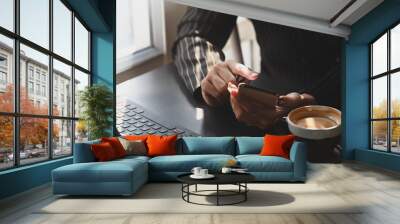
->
[52,137,307,196]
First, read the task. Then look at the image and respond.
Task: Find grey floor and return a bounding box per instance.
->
[1,162,400,224]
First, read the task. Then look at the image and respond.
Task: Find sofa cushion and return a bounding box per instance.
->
[53,158,147,183]
[180,137,235,155]
[101,137,127,158]
[147,135,177,157]
[91,142,118,161]
[149,154,235,172]
[260,134,295,159]
[236,155,293,172]
[118,137,147,156]
[236,137,263,155]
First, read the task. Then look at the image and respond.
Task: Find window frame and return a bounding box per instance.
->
[0,0,91,171]
[369,20,400,154]
[116,0,166,74]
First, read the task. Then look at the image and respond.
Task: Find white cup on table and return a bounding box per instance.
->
[191,167,202,176]
[199,169,208,176]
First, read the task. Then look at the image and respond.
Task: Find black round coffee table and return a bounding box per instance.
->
[177,173,255,206]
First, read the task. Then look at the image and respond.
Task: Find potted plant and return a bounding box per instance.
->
[79,84,113,140]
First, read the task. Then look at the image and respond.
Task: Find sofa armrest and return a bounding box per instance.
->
[73,141,99,163]
[289,141,307,181]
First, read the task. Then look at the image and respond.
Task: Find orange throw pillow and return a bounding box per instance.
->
[124,135,148,141]
[259,134,295,159]
[91,142,117,161]
[101,137,127,158]
[146,135,177,157]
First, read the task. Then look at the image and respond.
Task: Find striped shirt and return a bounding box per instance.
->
[173,8,342,108]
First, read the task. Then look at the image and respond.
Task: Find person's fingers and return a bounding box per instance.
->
[201,78,224,106]
[230,94,250,120]
[214,63,236,83]
[225,60,258,80]
[209,74,227,93]
[227,82,238,97]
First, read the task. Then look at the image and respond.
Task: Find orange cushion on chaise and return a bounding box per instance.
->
[124,135,148,142]
[259,134,295,159]
[146,135,177,157]
[91,142,118,161]
[101,137,127,158]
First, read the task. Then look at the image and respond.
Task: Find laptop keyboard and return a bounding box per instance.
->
[116,100,198,137]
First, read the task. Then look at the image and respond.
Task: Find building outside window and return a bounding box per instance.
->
[28,67,34,80]
[370,22,400,154]
[28,81,34,94]
[0,0,91,170]
[0,54,7,90]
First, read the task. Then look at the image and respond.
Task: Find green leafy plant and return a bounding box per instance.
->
[79,84,113,140]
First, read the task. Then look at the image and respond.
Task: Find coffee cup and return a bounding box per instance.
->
[200,169,208,176]
[191,167,202,176]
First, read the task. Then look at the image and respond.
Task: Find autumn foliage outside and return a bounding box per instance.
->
[0,85,60,164]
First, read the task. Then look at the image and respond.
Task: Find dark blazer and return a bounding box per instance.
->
[173,7,343,108]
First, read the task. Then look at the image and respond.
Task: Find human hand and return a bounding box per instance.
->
[278,92,316,111]
[228,82,285,129]
[201,60,258,107]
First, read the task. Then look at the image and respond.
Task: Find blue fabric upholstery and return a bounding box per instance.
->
[180,137,235,155]
[73,140,100,163]
[236,137,263,155]
[53,138,307,196]
[52,158,148,195]
[290,141,307,181]
[236,155,293,172]
[149,154,235,172]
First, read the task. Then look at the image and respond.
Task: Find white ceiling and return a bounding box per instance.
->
[226,0,351,21]
[167,0,384,38]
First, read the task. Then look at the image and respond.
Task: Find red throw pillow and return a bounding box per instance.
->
[91,142,118,161]
[101,137,126,158]
[259,134,295,159]
[146,135,177,157]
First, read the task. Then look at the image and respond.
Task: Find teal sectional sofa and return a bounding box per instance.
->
[52,137,307,196]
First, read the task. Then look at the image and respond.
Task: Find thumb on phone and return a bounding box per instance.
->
[227,82,239,97]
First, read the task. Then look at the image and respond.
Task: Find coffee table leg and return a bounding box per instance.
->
[245,183,247,201]
[216,184,219,206]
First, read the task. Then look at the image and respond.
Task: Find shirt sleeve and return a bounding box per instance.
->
[172,7,237,95]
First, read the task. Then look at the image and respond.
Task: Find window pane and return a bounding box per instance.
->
[372,33,387,76]
[372,76,387,119]
[74,69,89,117]
[0,0,14,31]
[0,34,14,112]
[391,72,400,118]
[75,18,89,70]
[20,0,49,49]
[20,117,49,165]
[53,59,72,117]
[392,24,400,70]
[53,119,72,157]
[75,120,88,143]
[117,0,152,59]
[372,121,388,151]
[0,116,13,170]
[20,44,49,115]
[391,120,400,153]
[53,0,72,60]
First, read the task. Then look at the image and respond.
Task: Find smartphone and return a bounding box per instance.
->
[237,83,278,109]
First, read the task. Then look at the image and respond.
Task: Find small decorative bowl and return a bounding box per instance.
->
[286,105,341,140]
